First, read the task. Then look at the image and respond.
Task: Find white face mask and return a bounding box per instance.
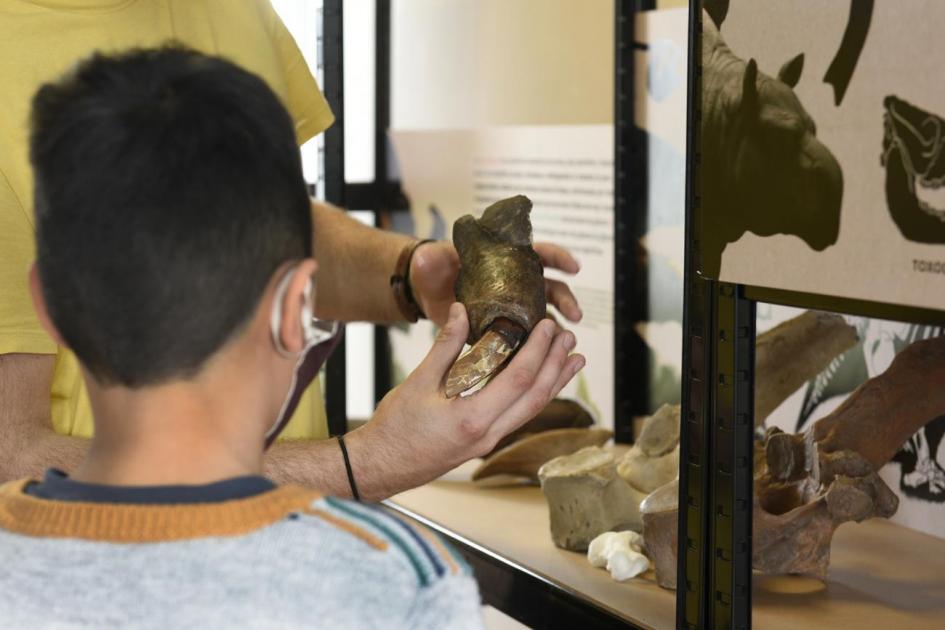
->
[264,266,341,447]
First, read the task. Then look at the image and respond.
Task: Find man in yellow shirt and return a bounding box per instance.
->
[0,0,584,499]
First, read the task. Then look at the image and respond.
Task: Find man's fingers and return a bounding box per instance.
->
[551,353,586,398]
[485,339,582,445]
[411,302,469,388]
[546,278,583,323]
[534,242,580,274]
[463,318,558,419]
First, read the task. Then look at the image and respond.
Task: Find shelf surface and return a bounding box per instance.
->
[391,477,945,630]
[391,479,675,630]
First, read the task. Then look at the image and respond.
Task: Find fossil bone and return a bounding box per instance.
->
[538,446,645,551]
[753,335,945,578]
[488,398,595,456]
[640,478,679,590]
[472,428,612,482]
[617,404,681,494]
[587,531,650,582]
[643,335,945,588]
[445,195,546,397]
[754,311,858,425]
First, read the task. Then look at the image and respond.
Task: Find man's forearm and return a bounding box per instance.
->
[263,424,425,501]
[0,353,88,482]
[0,428,87,482]
[311,201,414,323]
[263,437,354,497]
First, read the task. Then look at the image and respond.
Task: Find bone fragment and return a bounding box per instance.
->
[472,428,612,482]
[617,404,681,494]
[587,531,650,581]
[538,446,645,551]
[755,311,858,424]
[640,478,679,590]
[636,403,681,457]
[488,398,595,456]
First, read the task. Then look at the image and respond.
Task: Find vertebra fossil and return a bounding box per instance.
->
[538,446,646,551]
[445,195,546,397]
[643,334,945,588]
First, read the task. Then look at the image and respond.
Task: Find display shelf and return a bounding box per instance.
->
[387,480,675,630]
[389,479,945,630]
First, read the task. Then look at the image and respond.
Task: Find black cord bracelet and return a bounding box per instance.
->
[337,435,361,501]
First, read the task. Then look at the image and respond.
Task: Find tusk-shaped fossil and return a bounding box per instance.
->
[755,310,858,425]
[471,427,613,482]
[445,318,526,398]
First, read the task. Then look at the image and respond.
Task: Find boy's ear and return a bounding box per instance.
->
[274,258,318,356]
[28,263,67,347]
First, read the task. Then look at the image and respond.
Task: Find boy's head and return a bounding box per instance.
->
[28,46,317,413]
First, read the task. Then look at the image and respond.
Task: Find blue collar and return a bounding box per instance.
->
[24,469,276,504]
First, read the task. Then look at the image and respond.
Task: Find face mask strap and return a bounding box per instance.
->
[265,264,341,448]
[270,265,317,358]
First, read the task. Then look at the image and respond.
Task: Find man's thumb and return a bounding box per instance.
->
[414,302,468,388]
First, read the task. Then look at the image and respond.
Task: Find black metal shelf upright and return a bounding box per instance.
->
[615,0,656,444]
[322,0,347,437]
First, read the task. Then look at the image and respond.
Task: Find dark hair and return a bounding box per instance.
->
[30,46,312,387]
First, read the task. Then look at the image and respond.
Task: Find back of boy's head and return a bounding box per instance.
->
[30,46,312,387]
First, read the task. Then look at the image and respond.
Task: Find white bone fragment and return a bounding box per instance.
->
[587,531,650,581]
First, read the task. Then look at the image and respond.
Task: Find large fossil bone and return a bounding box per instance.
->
[643,335,945,588]
[754,311,858,425]
[640,478,679,589]
[471,427,612,482]
[445,196,546,397]
[538,446,646,551]
[754,335,945,578]
[488,398,595,456]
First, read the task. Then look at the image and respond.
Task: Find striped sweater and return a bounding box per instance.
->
[0,480,484,629]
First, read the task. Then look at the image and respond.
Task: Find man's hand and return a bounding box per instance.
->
[343,303,585,501]
[410,241,584,327]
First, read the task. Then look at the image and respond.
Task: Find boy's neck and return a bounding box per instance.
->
[72,369,270,487]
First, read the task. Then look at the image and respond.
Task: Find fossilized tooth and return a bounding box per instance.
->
[487,398,595,456]
[471,427,612,482]
[445,195,546,397]
[755,311,858,425]
[538,446,646,551]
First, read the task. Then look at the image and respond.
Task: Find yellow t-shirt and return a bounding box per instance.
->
[0,0,334,440]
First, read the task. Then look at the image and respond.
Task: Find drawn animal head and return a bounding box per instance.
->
[729,54,843,251]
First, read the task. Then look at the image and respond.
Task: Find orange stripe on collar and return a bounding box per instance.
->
[0,480,321,543]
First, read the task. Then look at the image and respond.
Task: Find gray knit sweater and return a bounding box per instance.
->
[0,480,484,629]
